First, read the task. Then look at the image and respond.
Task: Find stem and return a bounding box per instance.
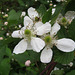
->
[46,62,57,75]
[39,60,55,75]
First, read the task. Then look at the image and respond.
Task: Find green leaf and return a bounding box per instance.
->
[37,4,46,17]
[68,19,75,41]
[13,50,40,66]
[8,10,21,25]
[66,70,75,75]
[51,4,63,25]
[0,45,6,63]
[54,48,74,64]
[6,47,12,57]
[51,70,64,75]
[17,0,25,6]
[0,58,10,75]
[57,26,68,39]
[42,7,52,23]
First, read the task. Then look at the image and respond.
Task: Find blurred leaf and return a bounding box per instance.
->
[42,7,52,23]
[57,26,68,39]
[54,49,74,64]
[51,70,64,75]
[68,19,75,41]
[0,58,10,75]
[17,0,25,6]
[65,0,75,12]
[51,4,63,25]
[8,10,21,25]
[0,20,3,26]
[0,45,6,63]
[38,0,49,4]
[13,50,40,66]
[66,70,75,75]
[6,47,12,57]
[26,67,38,75]
[37,4,46,17]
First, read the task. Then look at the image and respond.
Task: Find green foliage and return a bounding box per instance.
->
[8,9,21,25]
[51,4,63,25]
[0,58,10,75]
[17,0,25,7]
[51,70,64,75]
[0,0,75,75]
[37,4,46,17]
[68,19,75,41]
[66,70,75,75]
[42,7,52,23]
[0,45,7,63]
[13,50,40,66]
[54,49,74,64]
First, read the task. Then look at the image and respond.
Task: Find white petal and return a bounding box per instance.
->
[52,8,55,15]
[13,39,27,54]
[28,7,39,20]
[24,16,33,28]
[50,22,60,36]
[56,13,63,22]
[12,30,22,38]
[56,38,75,52]
[21,12,26,17]
[40,47,53,63]
[31,37,45,52]
[36,22,51,36]
[34,21,43,29]
[56,0,61,2]
[65,11,75,22]
[27,41,32,50]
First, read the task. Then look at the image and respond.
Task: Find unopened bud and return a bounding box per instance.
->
[25,60,31,66]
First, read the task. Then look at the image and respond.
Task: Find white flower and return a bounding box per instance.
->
[56,0,61,2]
[56,0,66,2]
[12,11,51,54]
[28,7,39,20]
[52,8,56,15]
[40,22,75,63]
[57,11,75,24]
[68,62,73,67]
[21,12,26,17]
[4,22,8,25]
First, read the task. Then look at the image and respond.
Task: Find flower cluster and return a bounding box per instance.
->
[12,7,75,63]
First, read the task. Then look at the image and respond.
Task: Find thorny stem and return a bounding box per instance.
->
[46,62,57,75]
[39,60,57,75]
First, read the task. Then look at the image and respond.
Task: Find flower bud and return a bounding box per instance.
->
[25,60,31,66]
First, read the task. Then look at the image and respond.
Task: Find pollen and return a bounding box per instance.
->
[24,29,31,36]
[45,36,52,43]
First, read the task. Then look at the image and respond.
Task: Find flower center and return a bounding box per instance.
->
[24,29,31,36]
[35,17,39,21]
[61,17,67,24]
[44,36,52,44]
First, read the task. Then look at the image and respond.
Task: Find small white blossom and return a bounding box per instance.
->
[68,62,73,67]
[4,22,8,25]
[21,12,26,17]
[52,8,56,15]
[6,33,10,36]
[0,37,3,40]
[57,11,75,24]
